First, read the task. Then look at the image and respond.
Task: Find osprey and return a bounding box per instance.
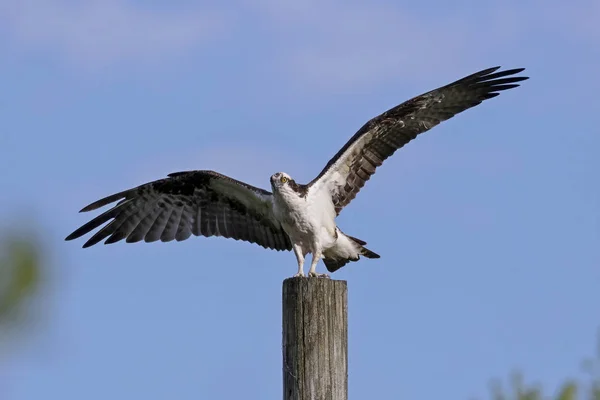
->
[66,66,528,278]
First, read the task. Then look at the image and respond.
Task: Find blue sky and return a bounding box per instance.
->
[1,0,599,398]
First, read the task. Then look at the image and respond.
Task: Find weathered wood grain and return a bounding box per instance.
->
[282,278,348,400]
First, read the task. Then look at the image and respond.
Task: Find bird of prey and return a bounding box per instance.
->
[66,66,528,278]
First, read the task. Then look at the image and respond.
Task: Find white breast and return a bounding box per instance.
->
[273,186,337,250]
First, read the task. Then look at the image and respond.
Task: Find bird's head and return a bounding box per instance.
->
[270,172,308,197]
[270,172,293,191]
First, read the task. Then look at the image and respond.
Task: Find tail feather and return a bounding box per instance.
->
[323,233,380,273]
[323,257,352,273]
[360,246,380,259]
[346,234,366,246]
[347,234,380,259]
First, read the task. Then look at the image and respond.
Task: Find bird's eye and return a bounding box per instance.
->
[280,176,288,184]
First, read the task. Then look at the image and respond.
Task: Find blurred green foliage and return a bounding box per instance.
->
[480,337,600,400]
[0,235,42,325]
[487,374,579,400]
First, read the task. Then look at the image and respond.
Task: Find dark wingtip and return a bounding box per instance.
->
[501,68,529,81]
[473,67,529,96]
[65,231,96,248]
[507,67,526,74]
[65,229,87,243]
[485,66,525,75]
[491,67,525,74]
[80,200,104,213]
[482,67,529,81]
[480,66,501,75]
[82,236,103,248]
[457,66,529,88]
[64,232,77,241]
[66,199,132,245]
[78,190,130,213]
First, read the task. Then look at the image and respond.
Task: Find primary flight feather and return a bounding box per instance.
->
[66,66,529,277]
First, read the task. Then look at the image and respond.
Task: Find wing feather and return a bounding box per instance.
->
[66,170,292,251]
[128,209,161,242]
[308,66,529,214]
[146,209,170,243]
[84,218,121,248]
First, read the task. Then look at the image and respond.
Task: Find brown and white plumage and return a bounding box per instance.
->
[66,66,528,277]
[65,171,292,251]
[307,66,529,215]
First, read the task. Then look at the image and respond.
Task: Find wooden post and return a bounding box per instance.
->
[282,277,348,400]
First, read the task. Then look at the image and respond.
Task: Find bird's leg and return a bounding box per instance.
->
[308,250,329,279]
[292,244,305,278]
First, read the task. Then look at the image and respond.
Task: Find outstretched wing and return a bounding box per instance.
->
[65,170,292,251]
[307,66,529,215]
